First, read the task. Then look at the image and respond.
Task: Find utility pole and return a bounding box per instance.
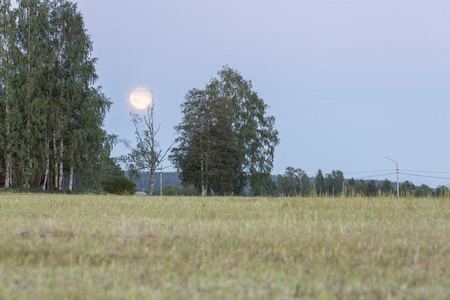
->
[384,156,399,197]
[160,163,163,196]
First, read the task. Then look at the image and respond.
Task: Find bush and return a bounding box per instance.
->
[102,176,137,195]
[162,184,179,196]
[151,187,160,195]
[179,185,199,196]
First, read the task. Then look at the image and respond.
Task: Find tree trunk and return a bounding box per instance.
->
[68,147,74,191]
[53,131,58,189]
[4,30,11,189]
[149,166,156,196]
[42,139,49,191]
[69,165,73,191]
[25,5,31,190]
[5,154,11,188]
[160,164,163,196]
[201,159,206,197]
[25,145,31,189]
[59,139,63,190]
[5,91,11,189]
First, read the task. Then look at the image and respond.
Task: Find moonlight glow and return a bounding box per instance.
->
[130,88,152,109]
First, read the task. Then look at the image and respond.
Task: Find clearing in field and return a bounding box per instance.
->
[0,194,448,299]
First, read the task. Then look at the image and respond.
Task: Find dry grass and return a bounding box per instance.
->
[0,194,448,299]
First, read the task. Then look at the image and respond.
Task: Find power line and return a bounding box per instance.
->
[402,169,450,174]
[400,172,450,180]
[303,169,450,181]
[345,169,394,175]
[359,173,397,179]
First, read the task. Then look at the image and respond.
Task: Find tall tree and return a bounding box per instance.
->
[121,101,173,196]
[277,167,305,197]
[15,0,51,188]
[250,173,277,196]
[354,179,366,196]
[315,169,325,196]
[0,0,17,188]
[49,0,111,191]
[300,173,312,196]
[331,170,344,196]
[365,180,377,197]
[171,88,213,196]
[0,0,113,191]
[171,66,279,196]
[400,181,415,197]
[380,179,393,196]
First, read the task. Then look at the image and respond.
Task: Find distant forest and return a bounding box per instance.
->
[132,169,449,198]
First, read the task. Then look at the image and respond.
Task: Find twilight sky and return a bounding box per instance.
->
[74,0,450,187]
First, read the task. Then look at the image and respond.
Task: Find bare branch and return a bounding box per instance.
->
[122,94,174,195]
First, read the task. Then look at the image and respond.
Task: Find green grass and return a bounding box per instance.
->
[0,194,448,299]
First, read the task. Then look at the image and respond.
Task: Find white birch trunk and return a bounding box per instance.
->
[5,154,11,189]
[25,7,31,190]
[201,159,206,197]
[5,91,11,189]
[25,145,31,189]
[68,147,74,191]
[3,32,11,189]
[69,165,73,191]
[42,139,49,191]
[53,131,58,189]
[59,140,63,190]
[149,166,155,196]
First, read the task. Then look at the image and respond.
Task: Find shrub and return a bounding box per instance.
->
[102,176,137,195]
[179,185,199,196]
[162,184,179,196]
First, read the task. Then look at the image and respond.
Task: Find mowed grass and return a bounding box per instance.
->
[0,194,448,299]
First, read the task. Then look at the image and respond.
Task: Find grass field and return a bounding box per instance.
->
[0,194,448,299]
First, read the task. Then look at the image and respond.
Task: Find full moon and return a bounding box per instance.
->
[130,88,152,109]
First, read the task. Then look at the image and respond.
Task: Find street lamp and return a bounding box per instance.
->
[383,156,399,197]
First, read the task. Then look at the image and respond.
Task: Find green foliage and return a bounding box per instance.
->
[379,179,394,196]
[162,184,179,196]
[179,185,199,196]
[149,184,187,196]
[365,180,377,197]
[417,184,432,197]
[100,157,124,181]
[353,179,367,196]
[101,176,136,195]
[400,181,415,197]
[277,167,303,197]
[322,170,344,196]
[171,66,279,196]
[250,173,278,196]
[151,187,159,195]
[0,0,112,191]
[434,185,450,197]
[315,169,325,196]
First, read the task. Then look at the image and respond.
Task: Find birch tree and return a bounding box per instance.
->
[15,0,51,188]
[171,66,279,196]
[0,0,16,188]
[0,0,112,191]
[170,88,213,196]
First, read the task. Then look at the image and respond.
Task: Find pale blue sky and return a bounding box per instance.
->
[74,0,450,187]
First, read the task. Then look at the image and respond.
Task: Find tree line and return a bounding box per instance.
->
[275,167,449,198]
[125,168,449,198]
[119,65,447,198]
[0,0,112,190]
